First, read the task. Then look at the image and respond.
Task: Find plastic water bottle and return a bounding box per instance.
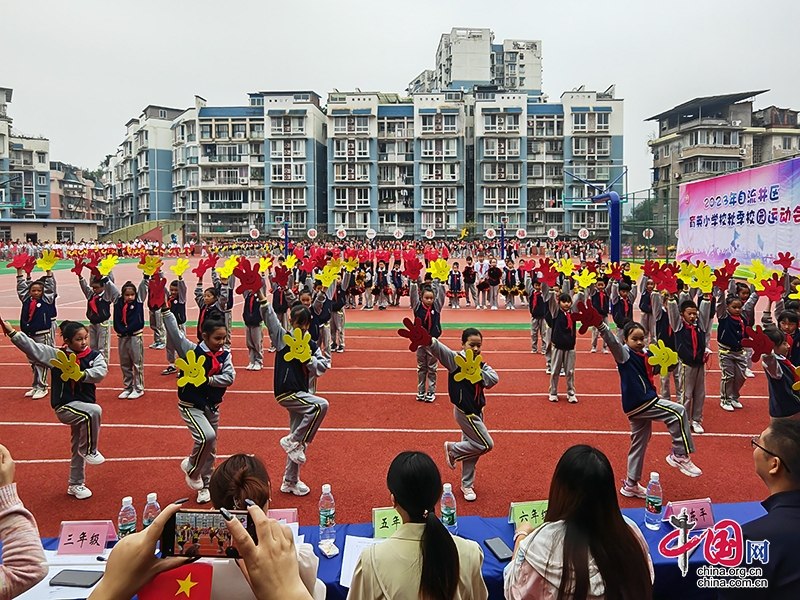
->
[441,483,458,535]
[142,493,161,529]
[319,484,336,548]
[117,496,137,538]
[644,472,663,531]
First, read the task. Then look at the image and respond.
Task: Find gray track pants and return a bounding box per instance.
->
[466,283,477,305]
[530,318,546,353]
[549,348,576,397]
[318,324,332,360]
[118,334,144,393]
[56,401,102,486]
[179,404,218,488]
[278,391,329,484]
[641,312,656,345]
[488,285,499,309]
[331,310,345,348]
[166,323,187,364]
[28,330,53,391]
[416,345,438,396]
[627,398,694,483]
[149,308,165,346]
[245,325,263,366]
[660,364,682,401]
[591,317,609,350]
[89,321,111,364]
[720,348,747,405]
[452,408,494,489]
[679,362,706,423]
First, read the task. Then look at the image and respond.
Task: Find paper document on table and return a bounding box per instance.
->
[340,535,385,588]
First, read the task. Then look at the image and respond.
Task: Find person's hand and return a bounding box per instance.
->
[89,500,192,600]
[0,445,15,487]
[222,506,312,600]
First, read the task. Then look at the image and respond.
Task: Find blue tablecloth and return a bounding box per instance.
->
[36,501,765,600]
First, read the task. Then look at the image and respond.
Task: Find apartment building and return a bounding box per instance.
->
[49,162,108,233]
[377,94,415,236]
[170,96,204,237]
[0,87,51,221]
[750,105,800,164]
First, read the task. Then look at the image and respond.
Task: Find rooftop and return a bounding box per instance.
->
[645,90,769,122]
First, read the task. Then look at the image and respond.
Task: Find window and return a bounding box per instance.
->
[573,113,587,131]
[596,138,610,155]
[334,117,347,134]
[421,140,434,156]
[200,124,212,139]
[421,163,458,181]
[355,116,368,133]
[215,124,229,139]
[422,115,434,132]
[596,113,610,130]
[528,140,539,154]
[334,139,347,158]
[232,124,247,138]
[484,164,498,181]
[507,138,520,156]
[506,114,519,132]
[545,164,563,177]
[783,136,793,150]
[421,187,457,206]
[56,226,75,242]
[527,163,543,178]
[37,174,46,186]
[271,188,306,207]
[292,117,305,134]
[250,96,264,106]
[37,152,47,164]
[443,115,457,132]
[250,123,264,138]
[292,139,305,157]
[573,138,587,155]
[356,139,369,158]
[484,115,497,132]
[484,138,497,157]
[38,193,47,207]
[159,109,167,118]
[443,139,457,157]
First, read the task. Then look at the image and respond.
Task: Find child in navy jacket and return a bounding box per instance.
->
[113,278,147,399]
[759,326,800,420]
[17,267,58,399]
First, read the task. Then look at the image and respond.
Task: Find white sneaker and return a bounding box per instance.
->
[545,367,552,375]
[720,401,735,412]
[280,480,310,496]
[268,346,276,353]
[590,347,597,353]
[666,453,703,477]
[620,481,647,499]
[196,489,211,504]
[461,486,477,502]
[252,363,262,371]
[24,389,34,398]
[491,306,498,310]
[444,442,456,470]
[245,363,254,371]
[603,348,610,354]
[731,400,743,409]
[280,435,306,464]
[118,389,132,399]
[549,395,559,402]
[691,421,705,434]
[82,451,105,466]
[68,484,92,500]
[745,369,755,378]
[181,458,205,491]
[568,394,578,404]
[127,389,144,400]
[31,389,48,400]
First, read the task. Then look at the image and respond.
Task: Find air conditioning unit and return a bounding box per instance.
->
[240,178,249,185]
[497,117,505,127]
[739,148,747,155]
[68,204,75,210]
[235,132,245,139]
[674,173,681,180]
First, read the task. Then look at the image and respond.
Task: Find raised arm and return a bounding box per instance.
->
[9,330,59,367]
[410,280,420,311]
[194,283,205,309]
[42,274,57,304]
[651,290,663,315]
[258,294,288,350]
[433,279,446,311]
[137,277,148,303]
[79,277,93,300]
[428,338,458,372]
[598,322,630,364]
[761,352,783,380]
[667,296,682,332]
[698,294,713,334]
[16,276,30,303]
[306,345,330,379]
[609,280,619,303]
[177,278,188,304]
[162,309,195,359]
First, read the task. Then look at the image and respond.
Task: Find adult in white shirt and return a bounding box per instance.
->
[474,253,490,309]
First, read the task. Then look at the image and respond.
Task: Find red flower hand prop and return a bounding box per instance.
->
[404,257,423,280]
[713,267,732,292]
[722,258,740,276]
[774,252,795,272]
[272,265,290,288]
[300,257,316,273]
[233,258,263,295]
[22,256,36,275]
[148,273,167,307]
[606,262,624,281]
[205,254,219,269]
[536,259,560,287]
[585,262,599,274]
[742,325,772,362]
[760,273,785,302]
[643,259,660,278]
[314,254,328,270]
[71,258,86,276]
[573,301,604,335]
[397,317,432,351]
[518,260,534,273]
[6,253,30,270]
[657,269,679,295]
[192,258,211,279]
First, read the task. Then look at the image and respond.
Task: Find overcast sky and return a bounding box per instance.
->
[5,0,798,194]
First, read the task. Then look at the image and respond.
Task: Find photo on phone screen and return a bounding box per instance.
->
[160,509,252,558]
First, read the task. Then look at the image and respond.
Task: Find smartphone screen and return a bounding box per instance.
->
[161,509,252,558]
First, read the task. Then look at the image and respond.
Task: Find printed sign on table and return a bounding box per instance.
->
[508,500,549,528]
[372,507,403,539]
[57,521,116,555]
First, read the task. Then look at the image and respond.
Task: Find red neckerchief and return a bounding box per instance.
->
[206,349,225,377]
[123,302,132,327]
[683,318,698,357]
[27,299,37,322]
[728,312,744,331]
[632,349,656,388]
[532,291,540,311]
[422,305,433,331]
[622,296,630,315]
[562,309,573,331]
[89,293,101,315]
[599,291,606,309]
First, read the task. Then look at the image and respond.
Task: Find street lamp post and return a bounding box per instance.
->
[500,215,508,260]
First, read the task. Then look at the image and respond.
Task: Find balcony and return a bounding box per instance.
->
[378,128,414,139]
[678,145,743,159]
[199,155,247,164]
[378,153,414,162]
[378,175,414,186]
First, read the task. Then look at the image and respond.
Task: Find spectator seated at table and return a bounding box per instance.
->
[347,451,488,600]
[504,445,653,600]
[209,453,326,600]
[719,420,800,600]
[0,443,48,599]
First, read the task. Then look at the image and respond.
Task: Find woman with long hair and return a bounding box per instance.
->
[504,445,653,600]
[348,451,487,600]
[209,454,325,600]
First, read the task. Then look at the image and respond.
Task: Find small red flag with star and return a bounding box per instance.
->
[138,562,213,600]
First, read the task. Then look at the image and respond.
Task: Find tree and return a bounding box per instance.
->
[623,196,667,247]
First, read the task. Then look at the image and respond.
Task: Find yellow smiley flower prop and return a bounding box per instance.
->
[283,328,312,363]
[175,350,207,387]
[648,340,679,376]
[454,349,483,384]
[49,350,83,382]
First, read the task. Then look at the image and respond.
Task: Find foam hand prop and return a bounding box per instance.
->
[234,258,263,295]
[627,263,644,282]
[205,254,220,269]
[404,257,423,280]
[36,250,58,272]
[192,258,211,279]
[170,258,190,278]
[97,255,119,277]
[643,259,661,278]
[573,300,604,335]
[459,227,468,240]
[6,253,30,270]
[722,258,740,277]
[216,256,239,279]
[713,267,732,292]
[690,262,715,294]
[271,265,290,288]
[22,256,37,275]
[647,340,679,377]
[283,328,312,363]
[175,350,207,387]
[49,350,84,382]
[137,255,163,277]
[71,258,86,276]
[427,258,451,282]
[657,269,679,295]
[315,265,339,289]
[397,317,432,351]
[147,273,167,307]
[793,366,800,392]
[605,262,624,281]
[344,257,359,272]
[258,256,273,274]
[774,252,795,272]
[789,283,800,301]
[314,252,329,270]
[328,257,343,272]
[454,349,483,384]
[299,257,316,273]
[283,254,299,270]
[537,259,560,287]
[518,260,534,273]
[555,258,575,277]
[742,325,772,362]
[677,262,695,285]
[748,259,769,290]
[573,269,597,289]
[760,273,785,302]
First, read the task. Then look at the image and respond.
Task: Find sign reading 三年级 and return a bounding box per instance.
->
[677,156,800,266]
